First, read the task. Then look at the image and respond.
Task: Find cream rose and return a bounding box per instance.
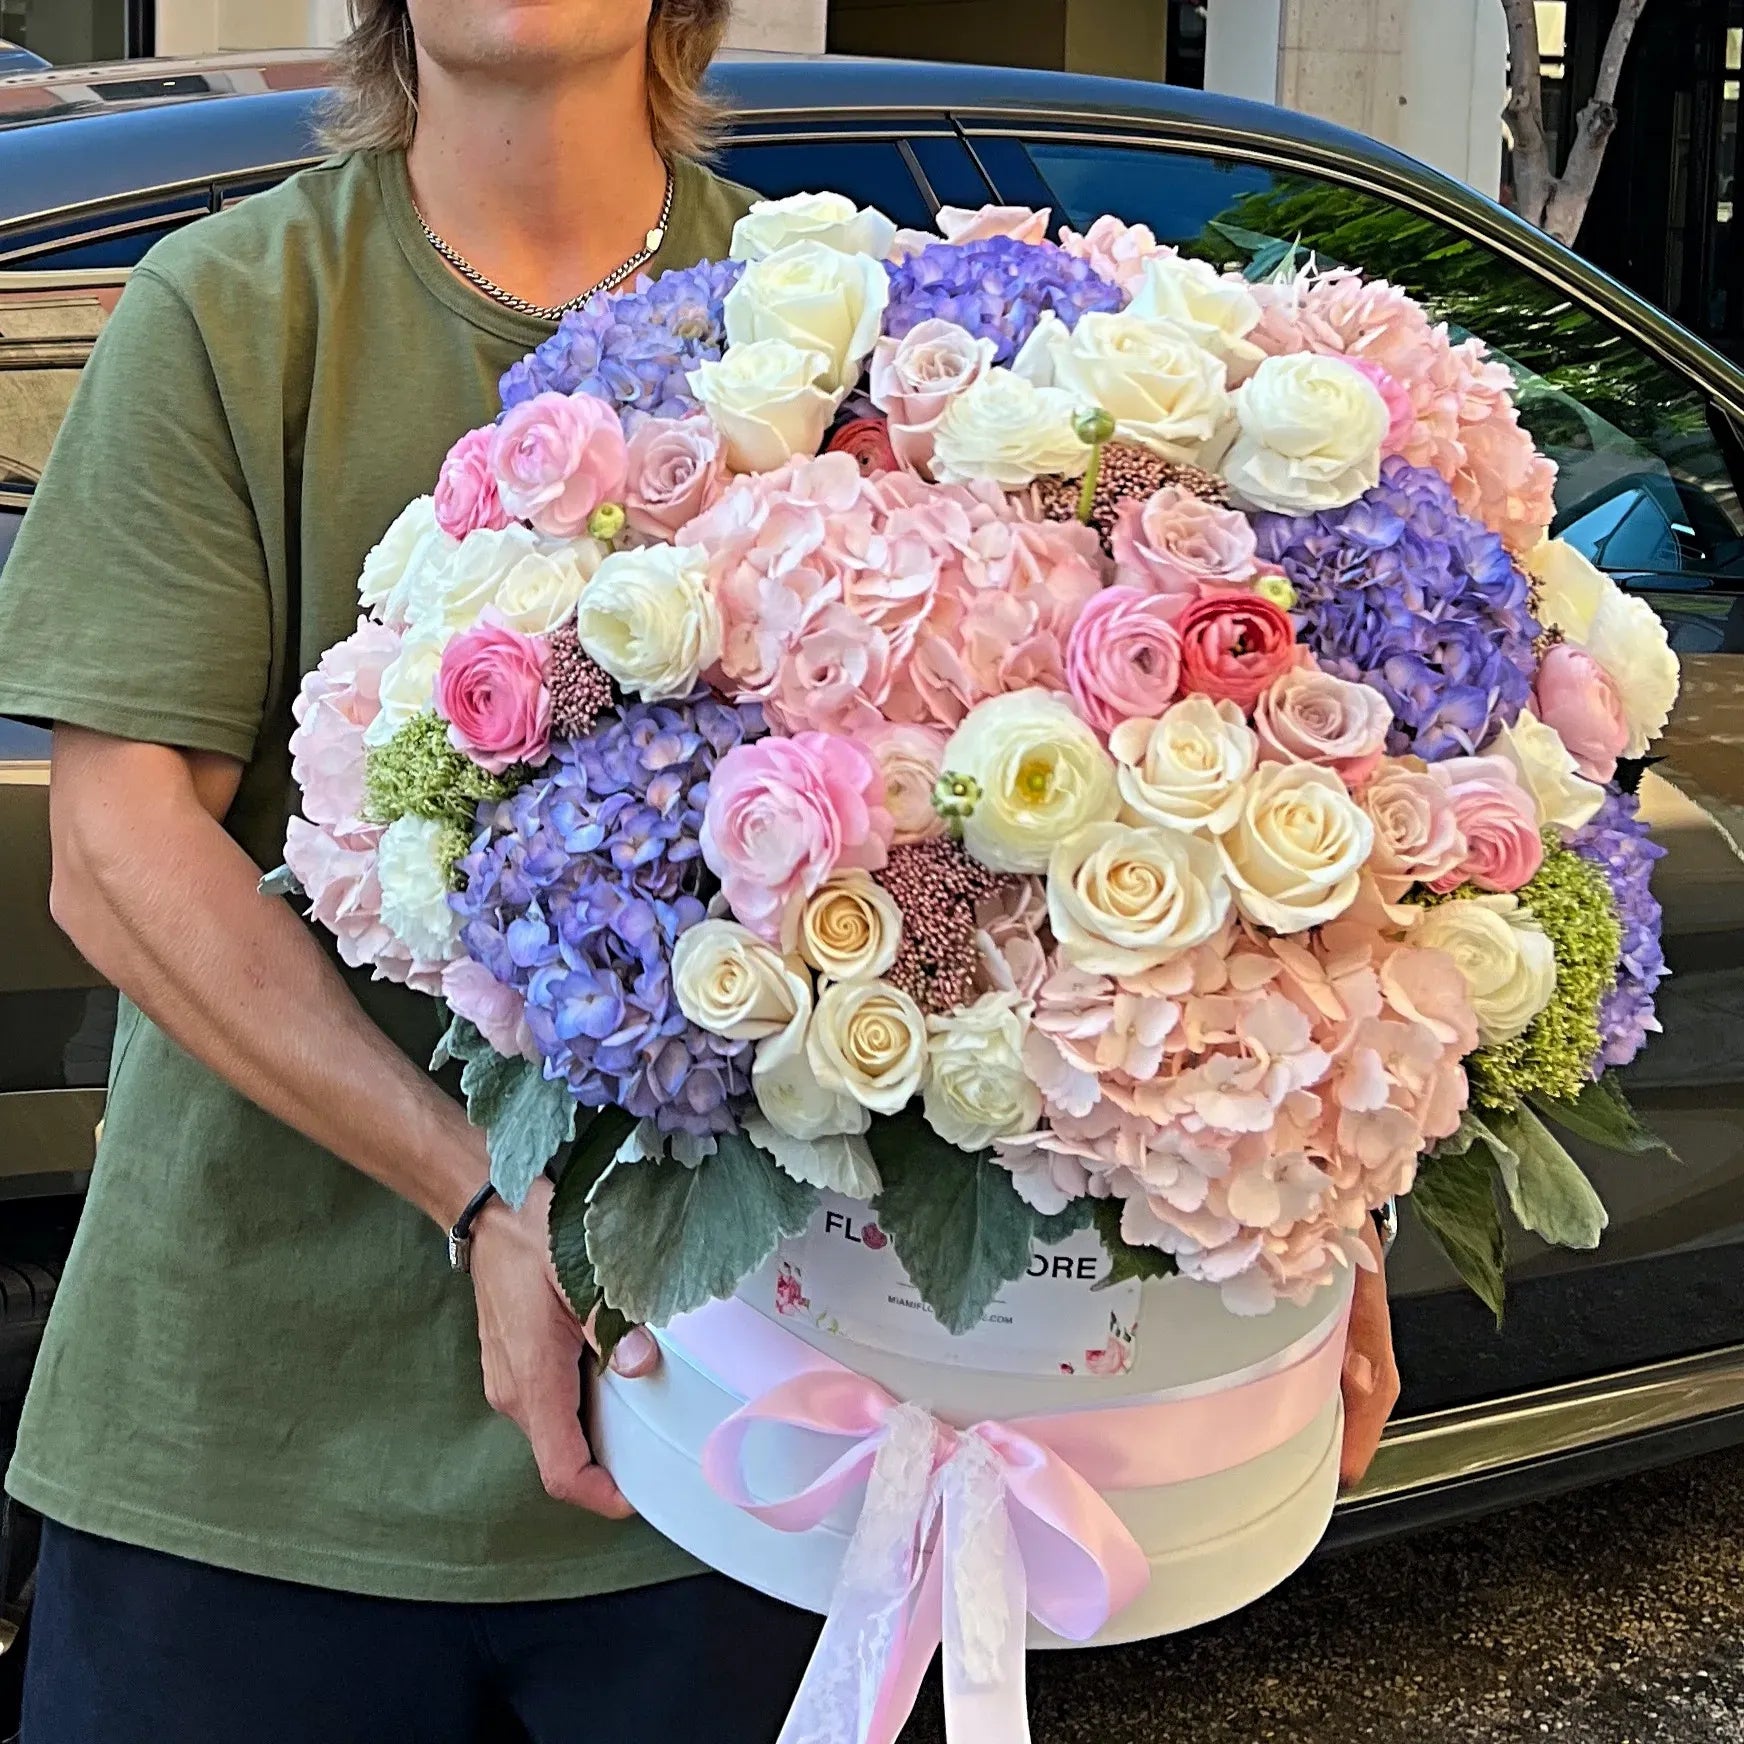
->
[576,542,721,702]
[1223,354,1390,514]
[806,978,928,1116]
[1490,708,1606,833]
[362,623,446,749]
[672,920,804,1041]
[492,539,604,637]
[404,523,541,639]
[1414,894,1556,1045]
[375,814,461,962]
[943,689,1121,875]
[723,239,890,393]
[1109,695,1257,834]
[687,339,841,474]
[923,991,1042,1153]
[1128,254,1267,384]
[929,368,1091,488]
[799,871,903,983]
[1048,820,1231,975]
[730,191,897,262]
[1013,310,1232,464]
[744,1111,882,1198]
[752,995,871,1143]
[357,496,455,627]
[1216,761,1375,934]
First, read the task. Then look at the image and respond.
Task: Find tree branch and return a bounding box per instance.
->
[1544,0,1650,243]
[1500,0,1553,228]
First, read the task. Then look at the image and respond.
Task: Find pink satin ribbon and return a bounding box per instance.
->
[663,1289,1351,1744]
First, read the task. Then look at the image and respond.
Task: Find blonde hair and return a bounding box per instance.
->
[319,0,732,159]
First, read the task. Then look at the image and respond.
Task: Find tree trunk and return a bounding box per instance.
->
[1500,0,1553,229]
[1542,0,1651,244]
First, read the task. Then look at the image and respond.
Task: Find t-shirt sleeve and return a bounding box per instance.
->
[0,265,272,762]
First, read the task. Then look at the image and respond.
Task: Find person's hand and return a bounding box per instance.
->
[469,1176,661,1518]
[1339,1217,1401,1489]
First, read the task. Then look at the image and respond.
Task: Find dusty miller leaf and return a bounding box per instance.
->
[1485,1104,1610,1252]
[547,1106,648,1320]
[1410,1144,1507,1325]
[1530,1074,1674,1159]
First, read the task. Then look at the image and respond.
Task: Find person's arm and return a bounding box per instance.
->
[48,725,649,1517]
[1339,1219,1401,1488]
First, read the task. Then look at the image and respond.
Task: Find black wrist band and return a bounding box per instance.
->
[447,1181,500,1276]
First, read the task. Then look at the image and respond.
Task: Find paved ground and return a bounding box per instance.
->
[907,1447,1744,1743]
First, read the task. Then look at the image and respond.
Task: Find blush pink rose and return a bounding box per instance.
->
[701,732,896,942]
[624,413,726,540]
[1175,593,1300,712]
[1065,587,1184,737]
[490,390,629,539]
[1254,667,1393,787]
[1111,485,1260,596]
[435,615,552,774]
[434,426,512,539]
[1361,758,1467,897]
[1534,644,1629,784]
[1428,755,1544,893]
[865,720,948,845]
[869,318,997,478]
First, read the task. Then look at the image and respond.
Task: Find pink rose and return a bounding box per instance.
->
[1428,755,1544,893]
[701,732,895,942]
[441,958,537,1062]
[888,204,1053,260]
[1176,593,1300,712]
[1361,758,1467,896]
[869,318,998,478]
[623,413,726,540]
[865,720,948,846]
[435,615,551,774]
[1534,644,1629,784]
[490,391,629,539]
[1111,485,1260,596]
[1254,667,1393,787]
[1065,587,1184,737]
[1346,360,1415,455]
[434,426,512,540]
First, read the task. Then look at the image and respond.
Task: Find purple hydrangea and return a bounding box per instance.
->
[452,694,766,1138]
[1255,458,1541,761]
[883,237,1125,366]
[1569,786,1667,1072]
[498,258,746,428]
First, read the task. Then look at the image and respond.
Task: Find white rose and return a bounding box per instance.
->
[1013,310,1232,464]
[930,368,1091,488]
[730,191,898,262]
[1414,894,1556,1045]
[362,623,446,749]
[1048,821,1231,975]
[404,523,541,639]
[799,872,903,983]
[576,542,721,702]
[724,239,890,393]
[492,539,604,637]
[1489,709,1606,833]
[1223,354,1389,514]
[753,998,871,1143]
[744,1111,882,1199]
[923,991,1042,1153]
[1216,762,1375,934]
[943,689,1121,875]
[1110,695,1258,834]
[357,496,455,627]
[672,920,804,1041]
[375,815,461,962]
[687,339,842,474]
[806,978,928,1116]
[1127,254,1267,385]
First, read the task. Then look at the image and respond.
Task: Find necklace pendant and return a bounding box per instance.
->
[646,226,665,253]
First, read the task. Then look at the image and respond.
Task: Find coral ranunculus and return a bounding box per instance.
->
[1174,591,1300,711]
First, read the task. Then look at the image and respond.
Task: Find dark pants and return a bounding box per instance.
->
[22,1521,822,1744]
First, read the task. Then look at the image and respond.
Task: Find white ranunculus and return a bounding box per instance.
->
[687,339,841,474]
[799,872,903,984]
[576,542,721,702]
[1223,354,1390,515]
[1216,761,1375,934]
[362,623,446,749]
[1490,709,1606,833]
[943,689,1121,875]
[1109,695,1258,835]
[375,814,461,962]
[672,920,804,1042]
[1048,821,1231,976]
[744,1112,882,1198]
[1127,254,1267,385]
[730,190,898,263]
[404,523,541,639]
[753,999,871,1144]
[1413,894,1557,1045]
[923,991,1042,1153]
[357,496,455,627]
[1012,310,1232,465]
[929,367,1092,488]
[723,239,890,393]
[492,538,604,637]
[806,978,928,1117]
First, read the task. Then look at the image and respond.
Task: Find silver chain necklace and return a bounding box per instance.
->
[417,168,675,323]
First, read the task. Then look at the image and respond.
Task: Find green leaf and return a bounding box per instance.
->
[546,1106,638,1320]
[1410,1145,1507,1324]
[1530,1074,1674,1159]
[430,1012,486,1074]
[585,1130,818,1328]
[458,1048,577,1210]
[1486,1104,1610,1252]
[590,1302,635,1371]
[1090,1197,1179,1289]
[1033,1198,1096,1244]
[258,863,304,900]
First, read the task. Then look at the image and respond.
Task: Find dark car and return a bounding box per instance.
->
[4,43,1744,1724]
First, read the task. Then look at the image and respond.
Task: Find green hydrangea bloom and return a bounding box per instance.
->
[365,712,525,828]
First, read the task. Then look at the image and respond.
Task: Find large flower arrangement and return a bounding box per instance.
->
[281,192,1678,1338]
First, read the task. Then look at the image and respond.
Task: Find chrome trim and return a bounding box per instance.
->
[0,265,132,291]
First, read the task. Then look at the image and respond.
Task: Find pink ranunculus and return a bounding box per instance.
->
[1111,485,1260,596]
[1058,215,1175,295]
[1254,667,1393,787]
[1175,592,1301,712]
[701,732,895,943]
[441,958,537,1062]
[1534,643,1630,784]
[1361,757,1467,897]
[623,413,726,541]
[435,615,552,774]
[1065,587,1184,737]
[869,318,998,478]
[865,720,949,846]
[434,425,512,540]
[1428,755,1544,893]
[490,390,629,539]
[1345,360,1415,456]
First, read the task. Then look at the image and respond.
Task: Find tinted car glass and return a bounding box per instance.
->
[719,137,936,231]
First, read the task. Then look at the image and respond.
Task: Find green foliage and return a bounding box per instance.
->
[1531,1073,1675,1158]
[1483,1104,1609,1252]
[547,1109,639,1365]
[432,1015,576,1208]
[1033,1198,1097,1244]
[1090,1198,1179,1290]
[1411,1137,1508,1324]
[365,711,526,829]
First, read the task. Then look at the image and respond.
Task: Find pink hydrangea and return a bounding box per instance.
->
[441,958,537,1062]
[1058,215,1175,295]
[289,616,403,830]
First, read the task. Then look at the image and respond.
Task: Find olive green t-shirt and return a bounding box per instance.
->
[0,150,752,1600]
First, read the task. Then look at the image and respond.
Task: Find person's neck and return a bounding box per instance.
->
[405,56,669,313]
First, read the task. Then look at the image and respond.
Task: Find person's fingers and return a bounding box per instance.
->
[1340,1350,1400,1488]
[519,1346,635,1519]
[609,1325,661,1378]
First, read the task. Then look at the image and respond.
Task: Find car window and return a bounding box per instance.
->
[720,137,938,231]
